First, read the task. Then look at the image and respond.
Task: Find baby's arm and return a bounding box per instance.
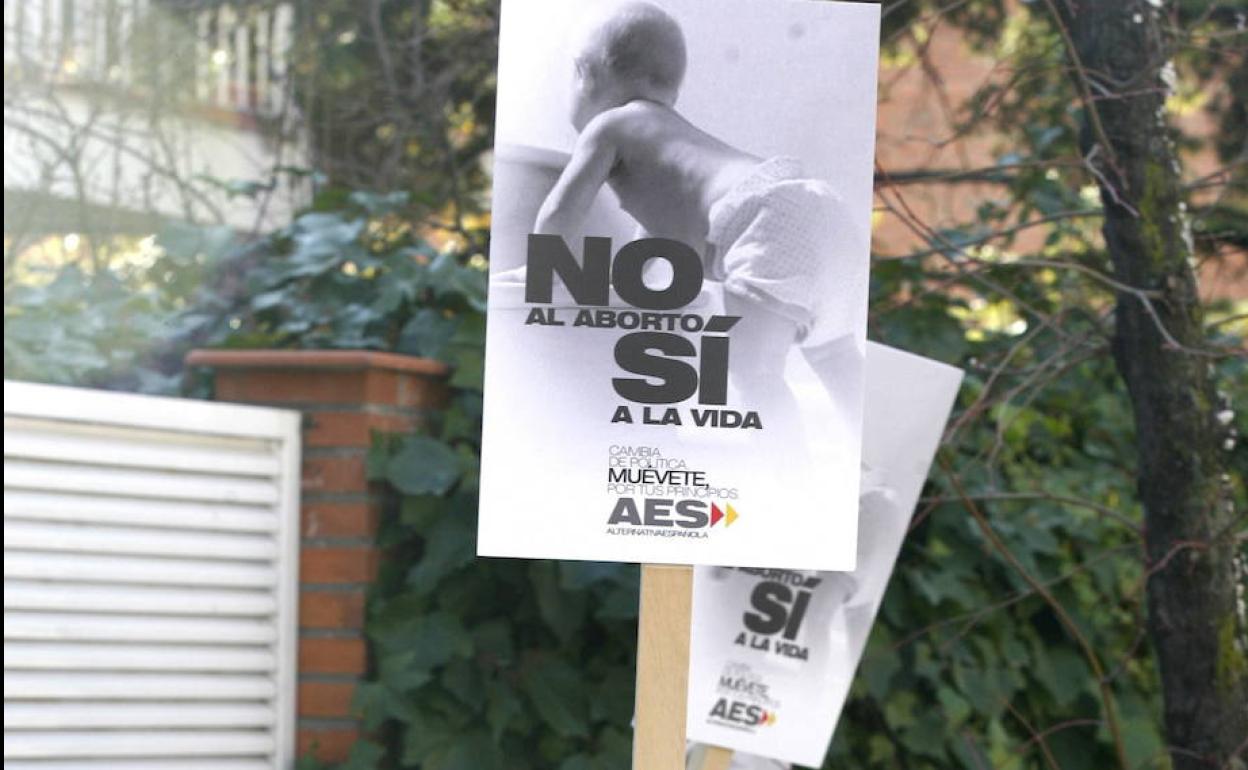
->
[534,118,618,234]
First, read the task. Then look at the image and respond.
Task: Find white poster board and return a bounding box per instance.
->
[478,0,881,569]
[685,343,964,766]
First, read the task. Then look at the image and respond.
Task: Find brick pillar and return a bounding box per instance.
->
[186,349,449,764]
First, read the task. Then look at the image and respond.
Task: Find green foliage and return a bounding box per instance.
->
[3,226,234,392]
[357,336,643,768]
[844,284,1162,769]
[153,189,487,368]
[4,264,169,387]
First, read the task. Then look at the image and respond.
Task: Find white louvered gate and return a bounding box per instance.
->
[3,380,301,770]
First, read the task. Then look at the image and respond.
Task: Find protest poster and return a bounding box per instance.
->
[685,343,964,766]
[477,0,881,570]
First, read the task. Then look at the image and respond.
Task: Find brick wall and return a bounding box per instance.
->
[186,349,449,764]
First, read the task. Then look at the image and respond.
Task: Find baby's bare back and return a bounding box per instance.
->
[601,101,759,248]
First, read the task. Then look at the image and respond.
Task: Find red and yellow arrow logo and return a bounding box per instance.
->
[710,503,740,527]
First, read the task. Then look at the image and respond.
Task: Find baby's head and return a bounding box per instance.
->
[569,2,687,129]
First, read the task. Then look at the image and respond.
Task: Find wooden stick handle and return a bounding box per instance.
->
[633,564,694,770]
[689,744,734,770]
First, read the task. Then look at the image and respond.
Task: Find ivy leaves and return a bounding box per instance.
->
[151,189,488,362]
[385,437,464,496]
[348,282,641,770]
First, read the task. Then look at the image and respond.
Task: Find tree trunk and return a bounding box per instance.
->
[1053,1,1248,767]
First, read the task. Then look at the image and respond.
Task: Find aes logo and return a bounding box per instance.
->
[734,571,822,660]
[708,698,777,728]
[607,498,739,529]
[708,662,779,730]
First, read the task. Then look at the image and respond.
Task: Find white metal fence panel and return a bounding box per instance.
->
[3,381,300,769]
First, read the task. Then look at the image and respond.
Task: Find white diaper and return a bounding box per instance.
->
[706,157,863,348]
